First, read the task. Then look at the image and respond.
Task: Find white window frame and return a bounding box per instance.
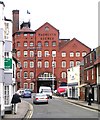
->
[62,61,66,68]
[24,51,28,57]
[76,61,80,66]
[24,72,28,78]
[82,52,87,57]
[76,52,80,57]
[61,72,66,78]
[30,61,34,68]
[17,51,20,57]
[30,51,34,57]
[70,61,74,67]
[52,51,56,57]
[37,51,42,57]
[70,52,74,57]
[37,61,42,68]
[24,42,28,47]
[24,61,28,68]
[45,51,49,57]
[24,83,28,89]
[62,52,66,57]
[44,61,49,68]
[30,72,34,78]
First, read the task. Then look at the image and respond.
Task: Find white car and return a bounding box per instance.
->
[33,93,48,104]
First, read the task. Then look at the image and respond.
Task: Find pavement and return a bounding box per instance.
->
[3,96,100,119]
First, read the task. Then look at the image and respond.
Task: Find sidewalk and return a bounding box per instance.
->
[3,100,31,120]
[61,96,100,112]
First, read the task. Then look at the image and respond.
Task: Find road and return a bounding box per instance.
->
[26,96,99,118]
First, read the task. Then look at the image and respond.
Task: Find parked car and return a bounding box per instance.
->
[17,89,24,97]
[56,87,67,97]
[22,90,32,98]
[33,93,48,104]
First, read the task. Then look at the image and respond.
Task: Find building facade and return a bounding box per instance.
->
[84,49,97,102]
[12,10,91,92]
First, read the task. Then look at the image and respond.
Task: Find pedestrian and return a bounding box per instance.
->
[11,92,21,114]
[88,90,92,105]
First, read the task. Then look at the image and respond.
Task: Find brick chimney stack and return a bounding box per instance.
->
[12,10,19,34]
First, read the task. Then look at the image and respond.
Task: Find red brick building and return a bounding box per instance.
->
[12,10,91,92]
[83,49,97,102]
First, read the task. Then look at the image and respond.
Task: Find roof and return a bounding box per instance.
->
[35,22,59,32]
[17,27,34,33]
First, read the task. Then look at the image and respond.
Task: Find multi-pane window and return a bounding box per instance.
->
[24,51,28,57]
[45,51,49,57]
[24,61,28,68]
[4,52,9,58]
[52,41,56,46]
[52,61,56,68]
[30,42,34,46]
[62,61,66,68]
[38,42,42,47]
[24,33,27,36]
[52,51,56,57]
[17,51,20,57]
[17,71,20,78]
[76,61,80,66]
[30,61,34,68]
[44,41,49,46]
[76,52,80,57]
[90,53,92,63]
[24,42,28,46]
[82,52,87,57]
[24,72,28,78]
[70,52,74,57]
[30,83,34,90]
[30,51,34,57]
[92,68,94,80]
[37,51,42,57]
[61,72,66,78]
[30,33,34,36]
[30,72,34,78]
[44,61,49,68]
[17,42,20,47]
[87,71,89,80]
[62,52,66,57]
[70,61,74,67]
[24,83,28,89]
[4,86,9,105]
[37,61,42,68]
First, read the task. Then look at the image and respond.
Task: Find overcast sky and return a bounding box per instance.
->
[2,0,99,49]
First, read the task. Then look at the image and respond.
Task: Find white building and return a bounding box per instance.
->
[0,1,17,117]
[4,18,16,113]
[0,1,5,117]
[67,65,80,99]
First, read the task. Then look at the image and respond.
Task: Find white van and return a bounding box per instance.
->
[39,86,52,99]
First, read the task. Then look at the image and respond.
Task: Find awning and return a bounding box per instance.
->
[77,83,87,88]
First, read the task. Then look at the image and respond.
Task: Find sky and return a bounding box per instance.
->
[2,0,99,49]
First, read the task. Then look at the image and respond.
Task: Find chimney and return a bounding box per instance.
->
[12,10,19,34]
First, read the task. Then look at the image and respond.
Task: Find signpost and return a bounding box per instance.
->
[4,58,12,69]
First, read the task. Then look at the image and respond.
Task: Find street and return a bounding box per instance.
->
[25,96,99,119]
